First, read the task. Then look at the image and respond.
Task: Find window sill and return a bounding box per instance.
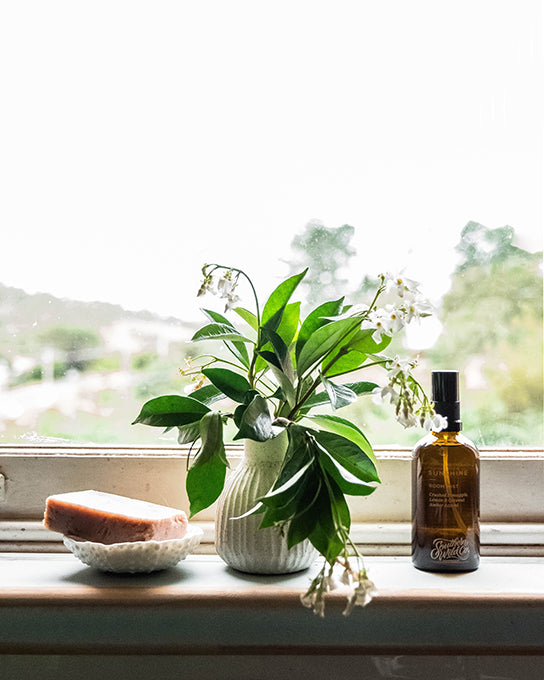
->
[2,520,544,557]
[1,552,543,656]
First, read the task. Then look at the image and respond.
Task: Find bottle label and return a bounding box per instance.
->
[430,536,470,561]
[426,464,471,511]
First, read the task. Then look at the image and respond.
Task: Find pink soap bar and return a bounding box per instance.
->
[44,490,188,544]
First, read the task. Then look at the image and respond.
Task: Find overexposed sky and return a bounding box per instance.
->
[1,1,542,320]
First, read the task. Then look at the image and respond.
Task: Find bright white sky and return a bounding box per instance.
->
[1,1,542,322]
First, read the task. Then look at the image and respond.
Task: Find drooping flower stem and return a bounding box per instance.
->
[203,263,261,324]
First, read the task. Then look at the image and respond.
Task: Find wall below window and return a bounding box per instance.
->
[1,654,543,680]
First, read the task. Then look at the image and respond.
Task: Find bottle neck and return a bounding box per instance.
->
[431,430,461,443]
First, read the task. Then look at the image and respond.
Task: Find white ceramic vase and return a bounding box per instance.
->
[215,430,317,574]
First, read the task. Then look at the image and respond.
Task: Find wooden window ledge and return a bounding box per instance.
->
[0,553,543,657]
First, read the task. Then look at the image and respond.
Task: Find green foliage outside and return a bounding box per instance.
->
[0,220,541,447]
[288,220,543,447]
[288,220,356,310]
[428,222,543,446]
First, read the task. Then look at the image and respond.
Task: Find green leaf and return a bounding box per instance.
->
[298,390,333,412]
[273,301,301,348]
[344,380,379,396]
[260,473,320,530]
[202,367,252,403]
[192,322,254,344]
[321,375,357,410]
[233,394,274,442]
[233,306,259,331]
[256,346,296,407]
[317,446,378,496]
[255,349,282,371]
[259,326,297,397]
[186,412,228,517]
[308,477,350,563]
[285,497,320,548]
[132,395,210,428]
[300,381,378,414]
[274,425,313,487]
[202,309,250,369]
[323,350,367,377]
[313,429,380,483]
[269,364,297,408]
[305,413,378,466]
[296,318,359,377]
[261,305,286,335]
[323,328,392,377]
[259,458,314,508]
[261,270,307,327]
[188,383,225,406]
[261,326,289,364]
[177,420,202,445]
[232,389,259,428]
[296,297,345,360]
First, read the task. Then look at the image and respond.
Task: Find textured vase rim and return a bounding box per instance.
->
[243,429,288,465]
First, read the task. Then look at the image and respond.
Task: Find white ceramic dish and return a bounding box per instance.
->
[63,525,203,573]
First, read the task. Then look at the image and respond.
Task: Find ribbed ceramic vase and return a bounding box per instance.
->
[215,430,316,574]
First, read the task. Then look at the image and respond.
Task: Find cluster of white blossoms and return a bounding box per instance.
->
[372,355,448,431]
[197,266,241,311]
[300,560,377,618]
[363,272,433,344]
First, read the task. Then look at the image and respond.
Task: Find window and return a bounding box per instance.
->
[0,3,542,542]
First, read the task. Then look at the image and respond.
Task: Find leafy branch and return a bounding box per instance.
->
[133,264,440,616]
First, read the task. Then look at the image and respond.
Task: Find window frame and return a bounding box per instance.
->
[1,444,542,555]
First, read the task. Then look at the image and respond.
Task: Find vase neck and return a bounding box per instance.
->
[243,430,288,465]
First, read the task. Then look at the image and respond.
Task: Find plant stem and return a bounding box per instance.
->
[204,263,262,388]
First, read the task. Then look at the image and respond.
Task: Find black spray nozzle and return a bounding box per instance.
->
[432,370,462,431]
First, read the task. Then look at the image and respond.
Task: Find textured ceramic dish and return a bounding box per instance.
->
[63,525,203,573]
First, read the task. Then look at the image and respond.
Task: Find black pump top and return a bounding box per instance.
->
[432,370,462,431]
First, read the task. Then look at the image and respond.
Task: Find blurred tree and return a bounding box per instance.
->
[39,326,101,372]
[429,221,543,444]
[456,221,531,270]
[287,220,356,308]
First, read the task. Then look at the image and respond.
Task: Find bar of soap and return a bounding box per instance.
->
[44,490,189,545]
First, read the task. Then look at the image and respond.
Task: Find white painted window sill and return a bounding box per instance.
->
[1,553,543,657]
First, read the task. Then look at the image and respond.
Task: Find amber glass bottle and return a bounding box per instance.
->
[411,371,480,572]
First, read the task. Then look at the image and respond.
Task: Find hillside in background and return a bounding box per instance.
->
[0,283,197,443]
[0,282,179,337]
[0,282,195,362]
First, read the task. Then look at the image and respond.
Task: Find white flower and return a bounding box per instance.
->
[300,590,317,609]
[384,304,405,333]
[300,587,325,618]
[324,573,340,592]
[397,410,418,428]
[196,275,214,297]
[353,577,376,607]
[385,271,420,298]
[386,355,413,379]
[224,293,240,312]
[313,598,326,618]
[365,309,394,344]
[300,569,327,616]
[372,384,400,406]
[215,271,241,311]
[431,413,448,432]
[342,572,376,616]
[404,294,433,323]
[217,275,236,298]
[371,323,389,344]
[340,568,354,586]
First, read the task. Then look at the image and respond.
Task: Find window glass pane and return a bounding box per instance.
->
[1,1,541,446]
